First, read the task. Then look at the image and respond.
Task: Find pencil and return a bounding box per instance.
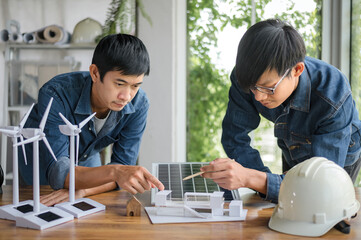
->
[182,171,205,181]
[182,159,235,181]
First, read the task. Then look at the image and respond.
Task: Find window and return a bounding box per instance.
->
[351,0,361,117]
[351,0,361,185]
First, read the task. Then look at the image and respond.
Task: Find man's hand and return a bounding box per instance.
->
[112,165,164,195]
[200,158,248,190]
[40,188,86,207]
[201,158,267,194]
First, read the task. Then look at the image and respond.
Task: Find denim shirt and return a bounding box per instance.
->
[222,57,361,202]
[18,72,149,190]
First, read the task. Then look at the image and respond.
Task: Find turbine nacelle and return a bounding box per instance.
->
[0,103,35,165]
[0,126,21,137]
[58,112,96,166]
[15,98,57,162]
[20,128,44,139]
[59,125,81,136]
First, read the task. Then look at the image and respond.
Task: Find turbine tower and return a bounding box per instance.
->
[0,104,39,220]
[15,98,73,229]
[55,112,105,218]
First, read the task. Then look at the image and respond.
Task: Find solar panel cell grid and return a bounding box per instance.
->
[153,162,220,201]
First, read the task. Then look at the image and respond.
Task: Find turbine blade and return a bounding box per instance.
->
[19,103,35,128]
[39,97,53,131]
[76,135,79,166]
[0,128,18,135]
[59,113,76,131]
[14,135,40,147]
[42,137,57,162]
[20,135,27,165]
[79,112,96,129]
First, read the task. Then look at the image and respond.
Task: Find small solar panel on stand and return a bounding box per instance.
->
[152,162,222,203]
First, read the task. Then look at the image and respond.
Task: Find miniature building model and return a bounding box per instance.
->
[154,190,243,219]
[229,200,243,217]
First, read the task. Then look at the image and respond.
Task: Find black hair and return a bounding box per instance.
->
[92,34,150,81]
[236,19,305,91]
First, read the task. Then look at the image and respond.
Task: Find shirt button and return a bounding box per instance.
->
[89,127,92,131]
[84,155,87,158]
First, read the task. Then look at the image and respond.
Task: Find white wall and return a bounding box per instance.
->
[0,0,109,181]
[0,0,110,33]
[138,0,187,171]
[0,0,111,70]
[0,0,112,126]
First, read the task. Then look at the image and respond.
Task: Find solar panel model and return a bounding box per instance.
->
[152,162,221,203]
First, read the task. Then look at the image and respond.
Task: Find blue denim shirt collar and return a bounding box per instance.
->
[74,75,136,117]
[288,67,311,113]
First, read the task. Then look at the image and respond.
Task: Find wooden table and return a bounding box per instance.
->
[0,186,360,239]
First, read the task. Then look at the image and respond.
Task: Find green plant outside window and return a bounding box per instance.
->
[351,0,361,186]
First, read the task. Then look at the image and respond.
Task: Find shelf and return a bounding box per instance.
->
[5,43,96,50]
[7,106,33,112]
[1,43,95,185]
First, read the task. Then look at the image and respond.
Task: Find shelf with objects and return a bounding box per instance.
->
[0,43,96,185]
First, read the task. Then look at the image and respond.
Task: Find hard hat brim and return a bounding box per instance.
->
[268,206,338,237]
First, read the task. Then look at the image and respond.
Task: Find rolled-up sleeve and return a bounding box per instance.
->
[261,173,285,203]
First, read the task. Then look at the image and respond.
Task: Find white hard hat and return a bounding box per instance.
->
[269,157,360,237]
[71,18,102,44]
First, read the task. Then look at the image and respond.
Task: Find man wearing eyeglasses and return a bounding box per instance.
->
[201,19,361,203]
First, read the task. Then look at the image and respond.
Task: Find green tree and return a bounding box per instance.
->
[187,0,322,164]
[187,0,230,162]
[351,0,361,118]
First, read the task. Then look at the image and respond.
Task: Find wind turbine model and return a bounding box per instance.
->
[14,98,74,230]
[55,112,105,218]
[0,103,46,220]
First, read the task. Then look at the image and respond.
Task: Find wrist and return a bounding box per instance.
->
[245,168,267,194]
[109,165,117,182]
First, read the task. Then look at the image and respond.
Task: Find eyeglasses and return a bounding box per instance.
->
[250,68,290,95]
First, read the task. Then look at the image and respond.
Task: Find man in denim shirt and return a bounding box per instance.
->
[201,19,361,203]
[19,34,164,205]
